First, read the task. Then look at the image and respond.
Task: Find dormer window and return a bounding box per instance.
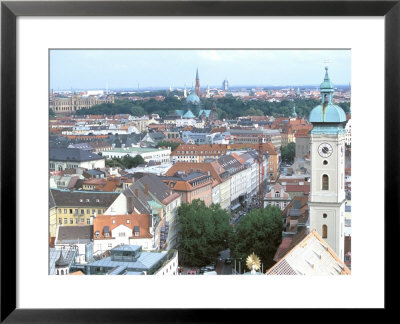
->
[95,231,100,238]
[134,226,140,237]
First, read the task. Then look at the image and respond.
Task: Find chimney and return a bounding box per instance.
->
[145,184,149,195]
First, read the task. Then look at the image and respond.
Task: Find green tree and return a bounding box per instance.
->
[245,107,264,116]
[130,105,145,117]
[281,142,296,163]
[177,200,233,267]
[131,154,146,167]
[106,154,145,169]
[155,141,180,152]
[49,108,55,116]
[231,206,283,271]
[105,157,124,168]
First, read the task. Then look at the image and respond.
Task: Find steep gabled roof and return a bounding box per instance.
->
[49,148,105,162]
[93,213,153,240]
[50,188,119,208]
[266,230,351,275]
[56,225,93,244]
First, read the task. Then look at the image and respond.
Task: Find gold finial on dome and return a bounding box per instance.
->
[246,252,261,271]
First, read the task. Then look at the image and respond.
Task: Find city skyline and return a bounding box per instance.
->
[50,49,351,90]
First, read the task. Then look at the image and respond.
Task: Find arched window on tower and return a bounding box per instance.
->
[322,225,328,238]
[322,174,329,190]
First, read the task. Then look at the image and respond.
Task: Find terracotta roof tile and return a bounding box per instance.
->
[93,213,152,240]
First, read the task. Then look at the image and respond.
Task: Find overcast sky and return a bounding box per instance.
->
[50,49,351,90]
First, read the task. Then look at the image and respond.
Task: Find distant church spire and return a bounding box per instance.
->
[195,68,200,97]
[292,104,297,118]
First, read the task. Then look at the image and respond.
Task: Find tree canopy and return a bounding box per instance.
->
[73,93,350,120]
[231,206,283,270]
[177,200,233,267]
[281,142,296,163]
[105,154,146,169]
[155,141,180,152]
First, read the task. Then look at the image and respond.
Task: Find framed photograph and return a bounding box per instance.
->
[1,0,397,321]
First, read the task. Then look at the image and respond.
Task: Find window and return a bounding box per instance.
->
[75,218,79,224]
[87,219,91,225]
[322,225,328,238]
[135,231,140,237]
[58,218,62,225]
[80,209,84,215]
[64,209,67,214]
[75,209,78,214]
[105,233,109,238]
[275,191,280,198]
[322,175,329,190]
[119,232,125,237]
[92,209,96,214]
[95,231,100,238]
[323,213,327,218]
[112,219,116,224]
[69,209,73,214]
[69,218,73,224]
[98,209,102,214]
[87,209,90,214]
[64,218,67,224]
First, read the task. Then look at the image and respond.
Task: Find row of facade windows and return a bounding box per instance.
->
[57,208,105,215]
[59,218,91,225]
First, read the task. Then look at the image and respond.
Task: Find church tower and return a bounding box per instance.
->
[195,68,200,97]
[292,104,297,118]
[308,67,347,261]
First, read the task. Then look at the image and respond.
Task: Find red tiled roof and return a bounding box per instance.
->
[273,237,293,262]
[93,213,152,240]
[284,183,310,194]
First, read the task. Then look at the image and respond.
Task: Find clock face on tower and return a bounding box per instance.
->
[318,143,333,158]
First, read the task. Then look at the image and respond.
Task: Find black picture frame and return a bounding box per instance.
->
[1,0,397,322]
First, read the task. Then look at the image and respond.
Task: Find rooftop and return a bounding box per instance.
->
[266,230,351,275]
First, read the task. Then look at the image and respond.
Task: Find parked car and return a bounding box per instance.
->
[187,270,196,275]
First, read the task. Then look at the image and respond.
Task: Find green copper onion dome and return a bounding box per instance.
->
[309,67,346,124]
[186,88,200,105]
[320,66,334,91]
